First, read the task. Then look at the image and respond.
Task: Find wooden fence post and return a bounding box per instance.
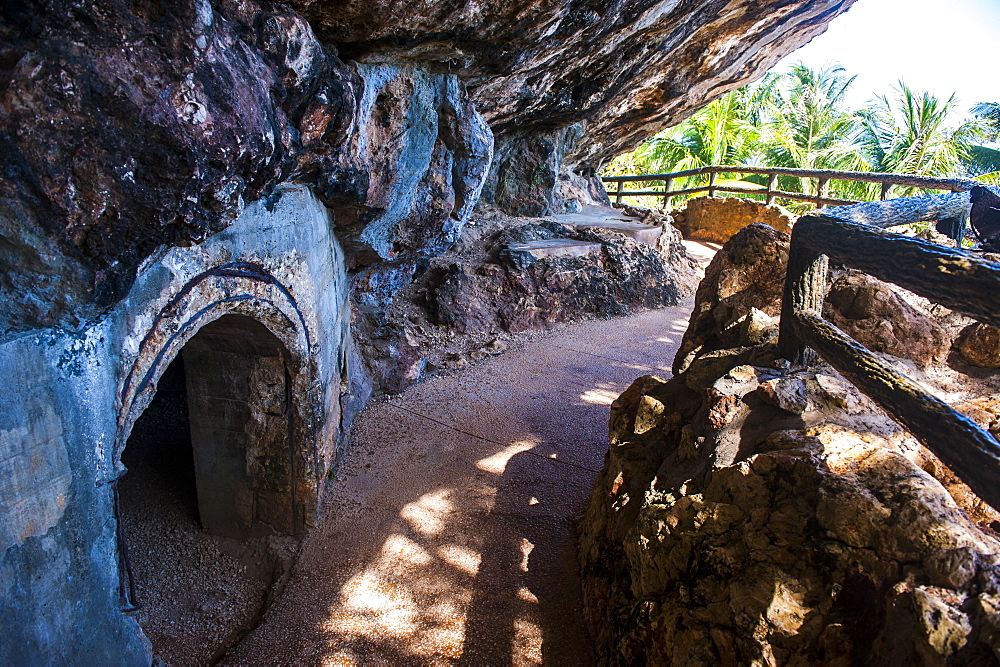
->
[816,178,829,208]
[880,183,893,200]
[663,177,673,210]
[615,180,624,205]
[708,171,717,198]
[766,173,778,205]
[778,220,829,365]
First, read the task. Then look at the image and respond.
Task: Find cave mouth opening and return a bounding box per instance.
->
[118,314,302,663]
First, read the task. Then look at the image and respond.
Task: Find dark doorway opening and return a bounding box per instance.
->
[118,314,301,663]
[120,354,198,522]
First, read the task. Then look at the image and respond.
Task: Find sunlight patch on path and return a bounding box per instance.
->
[223,297,706,665]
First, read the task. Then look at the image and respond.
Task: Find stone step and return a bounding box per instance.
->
[546,205,662,246]
[504,238,603,263]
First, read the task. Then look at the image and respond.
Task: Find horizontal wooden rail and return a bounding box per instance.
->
[612,185,861,207]
[786,215,1000,328]
[826,192,970,229]
[602,165,978,190]
[602,164,979,212]
[791,312,1000,511]
[778,212,1000,512]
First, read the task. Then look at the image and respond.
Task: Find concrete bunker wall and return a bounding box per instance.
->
[0,185,354,662]
[183,315,300,539]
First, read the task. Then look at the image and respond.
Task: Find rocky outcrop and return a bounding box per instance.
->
[955,323,1000,368]
[673,196,796,243]
[581,364,1000,664]
[673,223,789,375]
[352,213,699,393]
[0,0,491,335]
[581,225,1000,665]
[435,223,686,330]
[824,270,950,368]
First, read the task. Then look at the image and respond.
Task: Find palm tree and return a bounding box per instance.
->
[968,102,1000,184]
[602,69,995,206]
[857,83,980,194]
[631,88,761,174]
[972,102,1000,141]
[759,64,867,198]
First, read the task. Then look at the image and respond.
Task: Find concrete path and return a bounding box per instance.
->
[226,245,714,665]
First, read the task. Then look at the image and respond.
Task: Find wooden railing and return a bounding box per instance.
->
[777,197,1000,511]
[601,165,979,209]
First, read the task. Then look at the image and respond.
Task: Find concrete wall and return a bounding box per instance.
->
[0,185,354,662]
[184,316,296,539]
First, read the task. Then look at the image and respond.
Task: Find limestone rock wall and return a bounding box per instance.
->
[0,0,492,336]
[292,0,856,214]
[581,368,1000,664]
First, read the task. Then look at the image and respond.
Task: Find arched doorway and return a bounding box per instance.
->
[117,314,302,662]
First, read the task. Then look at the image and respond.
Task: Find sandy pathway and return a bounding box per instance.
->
[224,246,712,664]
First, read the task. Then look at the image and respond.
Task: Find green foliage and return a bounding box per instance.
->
[972,102,1000,141]
[604,63,999,208]
[856,83,982,195]
[761,64,869,199]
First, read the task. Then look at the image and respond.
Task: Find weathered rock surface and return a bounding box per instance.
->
[351,211,700,393]
[0,0,492,335]
[674,196,796,243]
[2,0,352,331]
[675,224,957,375]
[673,223,789,375]
[438,224,682,331]
[292,0,856,166]
[1,0,858,335]
[824,270,950,368]
[955,323,1000,368]
[581,364,1000,663]
[581,243,1000,663]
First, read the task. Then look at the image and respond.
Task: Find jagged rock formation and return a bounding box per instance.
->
[0,0,860,660]
[0,0,855,336]
[580,227,1000,664]
[433,221,689,333]
[353,213,698,393]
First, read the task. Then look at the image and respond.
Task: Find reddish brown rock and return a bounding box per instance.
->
[674,223,789,374]
[0,0,361,332]
[581,361,1000,665]
[954,323,1000,368]
[823,270,949,367]
[433,222,691,333]
[676,196,796,243]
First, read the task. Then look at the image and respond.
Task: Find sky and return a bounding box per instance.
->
[772,0,1000,116]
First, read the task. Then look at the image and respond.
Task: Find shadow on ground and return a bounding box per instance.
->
[222,302,697,664]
